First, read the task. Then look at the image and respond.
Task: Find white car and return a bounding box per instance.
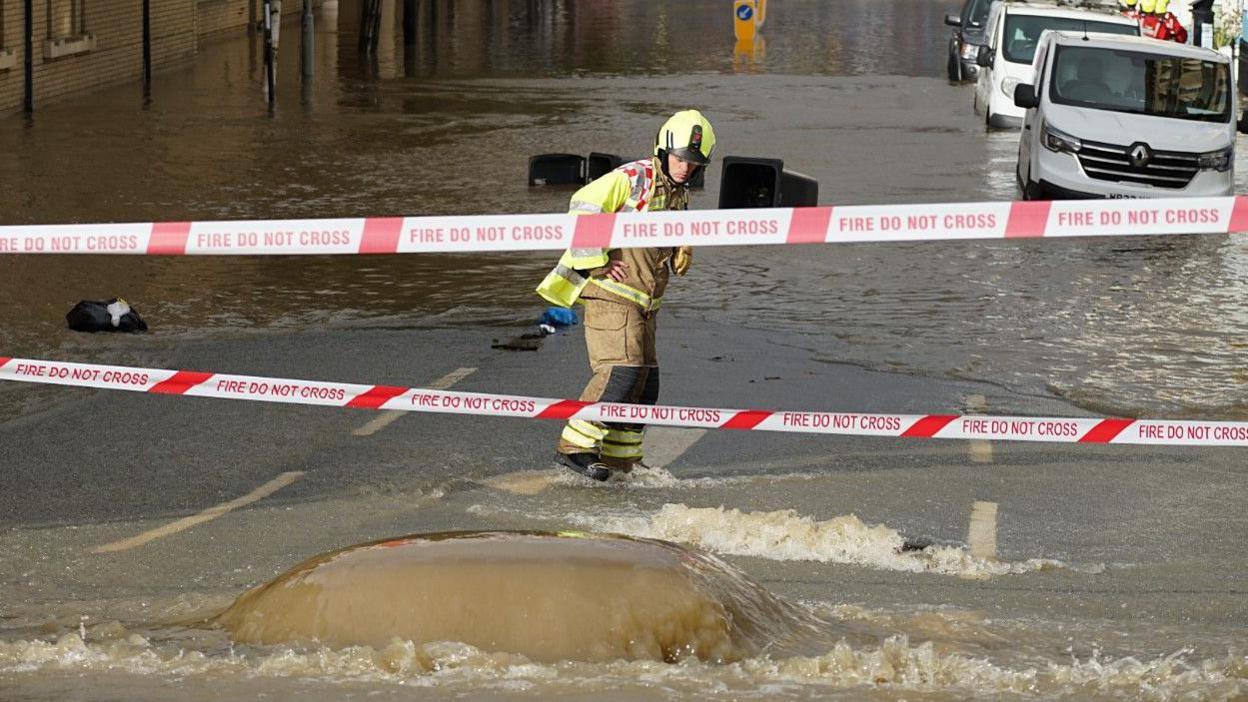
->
[974,2,1137,129]
[1015,32,1243,199]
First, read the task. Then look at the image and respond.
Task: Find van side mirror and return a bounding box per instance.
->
[945,13,962,26]
[975,45,993,68]
[1013,84,1038,109]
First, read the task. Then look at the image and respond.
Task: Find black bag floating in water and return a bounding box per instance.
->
[66,299,148,333]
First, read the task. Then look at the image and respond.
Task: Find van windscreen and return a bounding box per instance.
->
[1050,45,1231,123]
[966,0,992,28]
[1002,17,1137,64]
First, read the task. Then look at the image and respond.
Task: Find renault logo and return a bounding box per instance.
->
[1128,143,1152,168]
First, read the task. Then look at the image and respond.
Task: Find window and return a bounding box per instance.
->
[44,0,94,59]
[47,0,87,40]
[1050,45,1232,123]
[0,6,14,71]
[1002,15,1138,65]
[963,0,992,30]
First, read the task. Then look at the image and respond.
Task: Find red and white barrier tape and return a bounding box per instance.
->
[3,356,1246,446]
[1,196,1246,255]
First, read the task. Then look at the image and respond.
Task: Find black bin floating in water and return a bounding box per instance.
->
[718,156,818,208]
[528,154,585,186]
[532,152,707,189]
[587,152,625,182]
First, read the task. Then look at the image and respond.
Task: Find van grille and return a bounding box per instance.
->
[1076,139,1199,189]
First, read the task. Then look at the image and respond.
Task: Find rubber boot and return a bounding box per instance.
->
[555,452,611,482]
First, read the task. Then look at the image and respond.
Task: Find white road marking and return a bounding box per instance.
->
[644,427,707,468]
[93,471,305,554]
[967,500,999,561]
[484,427,708,495]
[481,471,557,496]
[965,394,993,463]
[352,367,477,436]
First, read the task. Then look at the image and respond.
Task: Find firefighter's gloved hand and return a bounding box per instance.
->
[593,260,629,282]
[672,246,693,276]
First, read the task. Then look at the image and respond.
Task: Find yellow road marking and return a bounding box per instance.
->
[352,367,477,436]
[93,471,305,554]
[967,500,999,561]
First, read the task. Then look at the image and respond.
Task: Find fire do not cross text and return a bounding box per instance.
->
[836,212,998,232]
[1055,206,1221,229]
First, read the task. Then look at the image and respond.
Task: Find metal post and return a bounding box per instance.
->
[403,0,417,45]
[302,0,314,78]
[264,0,275,105]
[143,0,152,101]
[360,0,381,53]
[24,0,33,112]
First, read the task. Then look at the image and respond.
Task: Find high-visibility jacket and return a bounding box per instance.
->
[1141,13,1187,43]
[536,157,689,310]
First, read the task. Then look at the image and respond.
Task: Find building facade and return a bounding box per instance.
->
[0,1,307,113]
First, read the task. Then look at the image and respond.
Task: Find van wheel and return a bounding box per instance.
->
[947,54,961,81]
[1022,180,1042,201]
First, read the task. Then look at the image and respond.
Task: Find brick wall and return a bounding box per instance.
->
[196,0,308,39]
[0,0,306,113]
[196,0,253,37]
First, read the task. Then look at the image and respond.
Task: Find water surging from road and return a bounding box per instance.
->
[2,623,1243,701]
[571,503,1081,577]
[214,530,820,663]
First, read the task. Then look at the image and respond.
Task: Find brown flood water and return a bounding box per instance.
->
[1,0,1245,419]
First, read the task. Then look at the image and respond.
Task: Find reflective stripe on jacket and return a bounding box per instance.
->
[536,157,687,309]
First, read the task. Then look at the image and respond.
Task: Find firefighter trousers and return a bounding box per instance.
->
[557,298,659,464]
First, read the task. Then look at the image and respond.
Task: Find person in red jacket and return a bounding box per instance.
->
[1141,0,1188,43]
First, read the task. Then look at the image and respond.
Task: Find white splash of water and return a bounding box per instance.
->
[571,503,1084,577]
[1,630,1242,700]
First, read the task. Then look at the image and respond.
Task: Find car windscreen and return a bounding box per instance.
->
[1050,45,1232,122]
[1002,16,1137,64]
[964,0,992,29]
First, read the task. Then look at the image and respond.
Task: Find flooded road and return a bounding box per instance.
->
[2,1,1247,418]
[2,0,1247,700]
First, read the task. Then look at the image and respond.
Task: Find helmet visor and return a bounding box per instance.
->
[668,146,711,166]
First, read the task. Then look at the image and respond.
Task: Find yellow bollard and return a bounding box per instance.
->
[733,34,767,73]
[733,0,758,42]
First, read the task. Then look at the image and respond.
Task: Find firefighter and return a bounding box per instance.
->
[536,110,716,481]
[1141,0,1188,42]
[1119,0,1142,21]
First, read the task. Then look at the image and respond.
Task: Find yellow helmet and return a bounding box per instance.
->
[1139,0,1156,12]
[1119,0,1136,8]
[1154,0,1169,12]
[654,110,716,166]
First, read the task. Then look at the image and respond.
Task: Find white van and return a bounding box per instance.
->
[1015,32,1242,199]
[974,2,1137,128]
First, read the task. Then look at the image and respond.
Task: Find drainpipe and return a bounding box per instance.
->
[264,0,275,105]
[143,0,152,100]
[24,0,33,112]
[301,0,313,78]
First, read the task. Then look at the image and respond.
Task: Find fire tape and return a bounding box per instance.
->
[0,196,1245,255]
[3,356,1247,447]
